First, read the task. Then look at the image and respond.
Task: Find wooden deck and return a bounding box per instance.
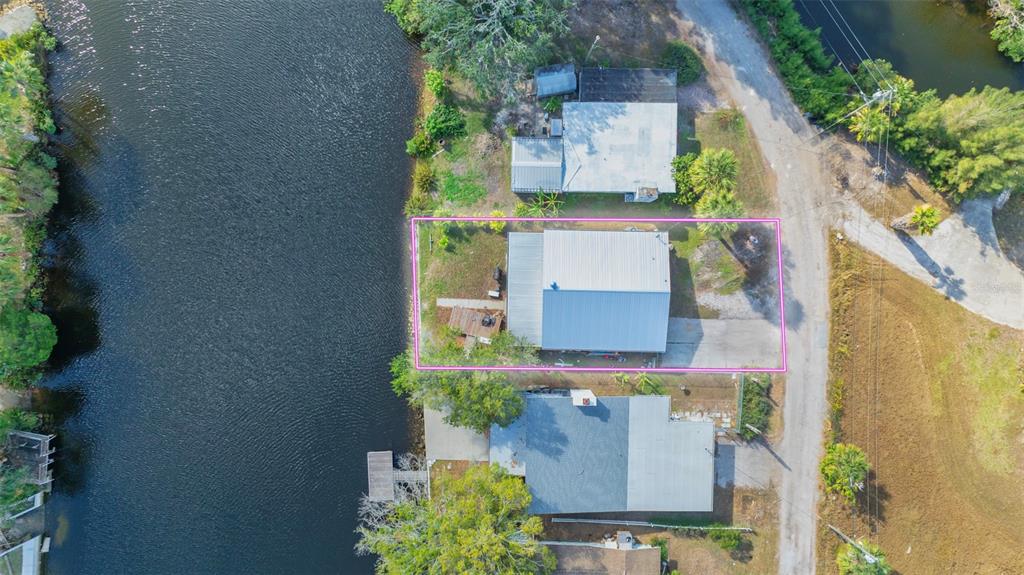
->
[448,306,503,339]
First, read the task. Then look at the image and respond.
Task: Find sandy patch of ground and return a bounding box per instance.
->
[816,239,1024,574]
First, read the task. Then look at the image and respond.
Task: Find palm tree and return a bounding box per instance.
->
[689,148,738,196]
[890,204,940,235]
[695,188,747,266]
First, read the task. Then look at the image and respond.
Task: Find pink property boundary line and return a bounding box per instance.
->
[409,216,788,374]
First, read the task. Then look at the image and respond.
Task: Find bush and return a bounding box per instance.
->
[404,189,436,217]
[672,153,699,205]
[424,68,447,99]
[383,0,424,36]
[488,210,506,232]
[707,527,743,551]
[660,40,704,84]
[0,306,56,380]
[424,104,466,141]
[542,96,562,115]
[820,442,869,504]
[650,536,669,562]
[405,129,436,157]
[413,161,434,193]
[837,541,892,575]
[738,374,772,440]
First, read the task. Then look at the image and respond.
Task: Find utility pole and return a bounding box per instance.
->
[584,35,600,65]
[827,524,879,564]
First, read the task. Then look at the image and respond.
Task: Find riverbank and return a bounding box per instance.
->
[0,2,59,571]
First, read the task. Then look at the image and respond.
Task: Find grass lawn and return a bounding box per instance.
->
[695,110,776,216]
[817,238,1024,575]
[417,224,507,334]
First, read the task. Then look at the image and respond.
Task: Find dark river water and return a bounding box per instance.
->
[796,0,1024,96]
[38,1,417,573]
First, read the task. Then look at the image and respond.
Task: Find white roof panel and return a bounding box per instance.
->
[562,102,677,194]
[542,230,670,293]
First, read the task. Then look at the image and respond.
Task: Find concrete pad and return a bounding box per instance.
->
[0,6,38,39]
[424,408,488,462]
[662,318,782,369]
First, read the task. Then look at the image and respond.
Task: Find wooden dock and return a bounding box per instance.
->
[366,451,395,502]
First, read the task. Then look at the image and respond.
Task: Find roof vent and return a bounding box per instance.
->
[570,389,597,407]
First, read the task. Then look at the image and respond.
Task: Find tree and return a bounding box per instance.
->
[0,408,37,437]
[989,0,1024,62]
[694,188,745,239]
[389,352,524,433]
[418,0,571,101]
[356,463,556,575]
[660,41,704,84]
[820,442,869,504]
[671,153,699,205]
[891,204,940,235]
[689,148,738,196]
[836,540,892,575]
[0,306,56,378]
[423,104,466,141]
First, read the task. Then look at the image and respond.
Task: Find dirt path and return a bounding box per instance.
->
[672,2,836,572]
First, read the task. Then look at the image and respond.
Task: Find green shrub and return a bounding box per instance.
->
[660,41,704,84]
[404,189,436,217]
[406,129,436,157]
[424,104,466,141]
[383,0,424,36]
[836,540,892,575]
[820,442,869,504]
[650,536,669,562]
[413,161,434,193]
[707,526,743,551]
[738,374,772,440]
[424,68,447,99]
[488,210,506,232]
[671,153,699,205]
[542,96,562,115]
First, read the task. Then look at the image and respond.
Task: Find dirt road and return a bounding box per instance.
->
[673,1,835,572]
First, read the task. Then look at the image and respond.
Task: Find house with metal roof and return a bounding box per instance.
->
[490,393,715,514]
[507,229,670,353]
[510,68,678,202]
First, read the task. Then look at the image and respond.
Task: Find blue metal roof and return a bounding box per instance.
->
[490,395,715,514]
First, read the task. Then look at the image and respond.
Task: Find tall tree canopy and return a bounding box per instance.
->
[356,463,555,575]
[415,0,571,100]
[0,306,56,379]
[990,0,1024,62]
[390,352,523,433]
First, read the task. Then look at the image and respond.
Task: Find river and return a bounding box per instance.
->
[38,1,417,573]
[796,0,1024,96]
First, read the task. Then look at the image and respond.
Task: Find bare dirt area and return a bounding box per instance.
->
[817,239,1024,574]
[823,135,953,226]
[542,486,777,574]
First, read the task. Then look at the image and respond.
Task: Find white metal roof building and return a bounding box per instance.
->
[490,394,715,514]
[511,138,564,193]
[562,102,677,196]
[507,230,670,352]
[510,68,678,198]
[534,63,577,99]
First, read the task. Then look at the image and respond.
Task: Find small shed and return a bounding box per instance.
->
[534,63,577,98]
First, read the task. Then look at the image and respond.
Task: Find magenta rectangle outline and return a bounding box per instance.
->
[409,216,788,374]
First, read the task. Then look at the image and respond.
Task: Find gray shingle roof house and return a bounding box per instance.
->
[507,230,670,353]
[490,394,715,514]
[510,68,677,201]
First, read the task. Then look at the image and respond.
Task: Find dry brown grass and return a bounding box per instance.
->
[817,239,1024,574]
